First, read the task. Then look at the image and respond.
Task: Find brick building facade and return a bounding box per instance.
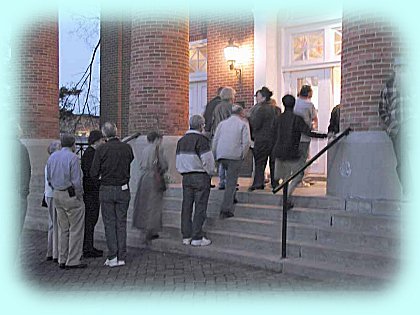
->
[16,16,59,139]
[17,9,404,199]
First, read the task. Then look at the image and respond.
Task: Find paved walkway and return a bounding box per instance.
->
[19,229,338,294]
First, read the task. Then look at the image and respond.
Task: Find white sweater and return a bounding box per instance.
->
[212,115,251,161]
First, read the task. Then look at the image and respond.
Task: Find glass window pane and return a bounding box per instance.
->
[189,44,207,74]
[293,31,323,62]
[334,29,342,56]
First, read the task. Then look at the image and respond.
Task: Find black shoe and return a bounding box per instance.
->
[83,251,103,258]
[46,256,53,261]
[151,234,159,240]
[219,212,234,219]
[210,184,216,188]
[53,258,58,263]
[233,197,238,204]
[65,263,88,270]
[247,185,264,192]
[283,201,294,211]
[92,248,104,256]
[59,263,66,269]
[218,186,225,190]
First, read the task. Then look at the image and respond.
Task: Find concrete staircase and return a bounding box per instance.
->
[146,186,401,283]
[25,178,401,284]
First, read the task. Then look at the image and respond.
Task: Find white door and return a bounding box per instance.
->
[284,68,333,175]
[189,81,207,118]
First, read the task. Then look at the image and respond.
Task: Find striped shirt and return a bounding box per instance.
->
[379,72,402,137]
[176,130,215,175]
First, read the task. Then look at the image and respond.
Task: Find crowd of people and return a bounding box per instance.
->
[22,64,402,268]
[37,85,328,268]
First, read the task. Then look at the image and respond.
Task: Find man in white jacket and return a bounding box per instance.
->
[213,105,251,219]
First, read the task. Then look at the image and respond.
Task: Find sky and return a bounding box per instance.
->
[59,7,100,116]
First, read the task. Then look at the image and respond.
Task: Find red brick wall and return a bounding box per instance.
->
[100,15,132,137]
[16,17,59,139]
[128,13,189,136]
[207,13,254,109]
[341,12,402,131]
[189,14,207,42]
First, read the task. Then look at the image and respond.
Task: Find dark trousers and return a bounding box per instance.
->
[83,191,100,252]
[99,185,130,261]
[181,173,211,241]
[391,130,404,193]
[251,141,276,188]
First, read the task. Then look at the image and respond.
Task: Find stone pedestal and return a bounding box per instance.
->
[327,131,401,200]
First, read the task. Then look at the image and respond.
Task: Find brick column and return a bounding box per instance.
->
[128,11,189,136]
[341,12,401,131]
[100,14,132,137]
[16,17,59,139]
[327,11,403,200]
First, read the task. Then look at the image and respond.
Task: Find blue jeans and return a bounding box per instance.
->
[99,185,130,261]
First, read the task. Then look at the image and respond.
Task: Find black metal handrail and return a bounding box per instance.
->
[272,127,351,259]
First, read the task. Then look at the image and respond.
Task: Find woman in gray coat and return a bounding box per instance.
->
[132,132,168,245]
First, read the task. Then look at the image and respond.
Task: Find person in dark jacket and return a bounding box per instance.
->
[248,87,281,191]
[272,95,327,208]
[18,135,31,234]
[211,87,235,189]
[81,130,104,258]
[203,87,223,139]
[327,104,341,136]
[90,122,134,268]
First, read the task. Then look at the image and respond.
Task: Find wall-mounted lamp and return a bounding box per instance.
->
[224,38,242,80]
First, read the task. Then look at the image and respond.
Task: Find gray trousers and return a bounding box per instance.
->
[219,159,242,214]
[181,173,211,240]
[54,190,85,266]
[274,158,301,196]
[46,197,59,259]
[99,185,130,261]
[295,142,310,184]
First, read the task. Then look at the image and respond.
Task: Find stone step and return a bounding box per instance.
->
[163,210,398,252]
[281,258,393,284]
[164,186,346,209]
[151,239,282,272]
[163,197,400,236]
[287,240,398,272]
[160,223,397,272]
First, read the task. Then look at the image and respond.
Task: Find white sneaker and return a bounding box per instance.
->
[182,238,192,245]
[191,237,212,246]
[104,257,124,268]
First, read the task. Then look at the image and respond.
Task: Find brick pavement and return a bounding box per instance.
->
[18,229,378,294]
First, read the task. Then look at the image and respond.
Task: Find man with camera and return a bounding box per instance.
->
[46,134,86,269]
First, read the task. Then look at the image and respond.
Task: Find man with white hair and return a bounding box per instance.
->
[211,87,236,190]
[176,114,215,246]
[213,105,251,218]
[90,122,134,267]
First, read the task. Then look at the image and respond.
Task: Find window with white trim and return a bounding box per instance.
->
[284,22,342,67]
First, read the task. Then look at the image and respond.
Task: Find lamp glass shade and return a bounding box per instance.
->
[224,45,239,62]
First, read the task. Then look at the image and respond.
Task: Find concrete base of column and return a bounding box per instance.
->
[327,131,401,200]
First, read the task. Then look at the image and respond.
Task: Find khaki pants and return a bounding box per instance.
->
[53,190,85,266]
